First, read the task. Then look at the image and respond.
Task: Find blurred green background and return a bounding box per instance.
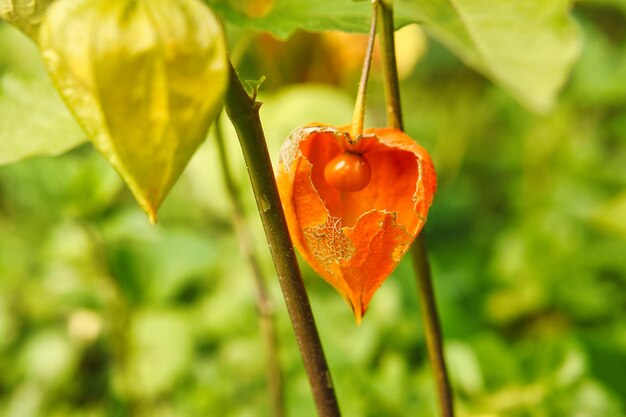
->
[1,2,626,416]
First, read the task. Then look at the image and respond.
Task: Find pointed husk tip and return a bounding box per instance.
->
[145,203,158,225]
[350,300,365,326]
[147,210,158,225]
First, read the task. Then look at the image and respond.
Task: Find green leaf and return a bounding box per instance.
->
[207,0,403,38]
[40,0,229,222]
[579,0,626,15]
[100,210,219,303]
[570,19,626,105]
[116,309,193,399]
[210,0,581,113]
[0,24,86,166]
[244,75,266,100]
[403,0,581,113]
[591,192,626,240]
[20,330,75,385]
[0,74,87,165]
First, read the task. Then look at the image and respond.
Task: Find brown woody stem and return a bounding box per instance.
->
[377,1,455,417]
[214,115,285,417]
[224,60,341,417]
[350,1,378,140]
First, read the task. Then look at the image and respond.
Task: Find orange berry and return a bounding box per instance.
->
[324,152,372,192]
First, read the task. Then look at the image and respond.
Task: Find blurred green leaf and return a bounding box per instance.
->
[570,18,626,105]
[591,192,626,239]
[0,147,121,218]
[579,0,626,14]
[445,341,484,395]
[211,0,580,112]
[0,22,46,73]
[404,0,581,112]
[116,309,193,399]
[207,0,394,38]
[0,26,86,165]
[20,330,76,385]
[101,211,220,303]
[0,3,625,415]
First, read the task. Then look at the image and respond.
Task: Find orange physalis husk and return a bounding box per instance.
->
[277,124,437,324]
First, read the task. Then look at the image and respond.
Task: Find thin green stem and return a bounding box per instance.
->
[410,238,455,417]
[214,114,285,417]
[350,2,378,140]
[376,0,403,131]
[376,2,455,417]
[223,60,341,417]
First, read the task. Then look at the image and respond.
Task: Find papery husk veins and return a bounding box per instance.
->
[277,124,436,323]
[0,0,55,39]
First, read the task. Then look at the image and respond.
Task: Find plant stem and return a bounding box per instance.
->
[376,2,455,417]
[224,60,341,417]
[213,114,285,417]
[350,2,378,140]
[410,238,455,417]
[376,0,403,130]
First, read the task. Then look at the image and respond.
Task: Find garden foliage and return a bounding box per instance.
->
[0,0,625,416]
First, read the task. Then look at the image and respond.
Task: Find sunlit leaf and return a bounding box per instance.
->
[115,309,193,399]
[591,193,626,240]
[404,0,582,112]
[207,0,409,38]
[0,74,87,165]
[0,24,87,165]
[570,19,626,105]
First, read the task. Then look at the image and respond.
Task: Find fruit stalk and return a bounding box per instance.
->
[350,1,378,140]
